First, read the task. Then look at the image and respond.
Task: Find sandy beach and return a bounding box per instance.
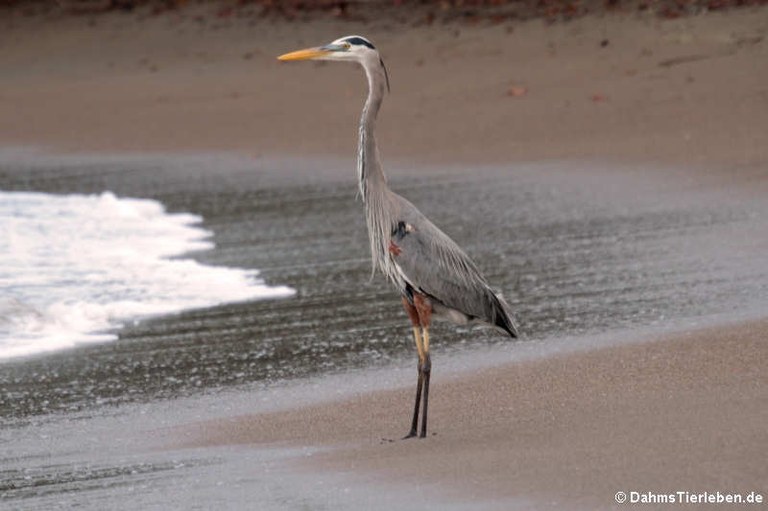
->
[2,4,767,509]
[1,6,767,168]
[187,319,768,509]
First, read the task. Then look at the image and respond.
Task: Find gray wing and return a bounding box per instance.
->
[391,196,518,337]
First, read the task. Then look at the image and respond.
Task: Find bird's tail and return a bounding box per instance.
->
[491,292,519,338]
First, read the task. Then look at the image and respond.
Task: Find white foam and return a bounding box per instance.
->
[0,191,295,360]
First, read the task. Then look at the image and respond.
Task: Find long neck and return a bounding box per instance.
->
[357,60,388,199]
[357,59,400,283]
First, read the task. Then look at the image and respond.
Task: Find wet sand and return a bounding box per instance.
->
[2,5,768,509]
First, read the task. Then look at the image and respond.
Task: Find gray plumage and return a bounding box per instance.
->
[391,197,519,337]
[351,37,518,338]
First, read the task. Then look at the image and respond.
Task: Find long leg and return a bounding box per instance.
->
[420,327,431,438]
[402,299,425,439]
[413,294,433,439]
[404,326,424,438]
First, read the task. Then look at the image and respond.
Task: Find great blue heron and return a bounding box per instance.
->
[278,35,518,439]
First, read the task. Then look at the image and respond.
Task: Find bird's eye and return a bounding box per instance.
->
[343,42,351,50]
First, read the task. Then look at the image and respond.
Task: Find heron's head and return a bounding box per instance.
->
[278,35,389,91]
[278,35,379,64]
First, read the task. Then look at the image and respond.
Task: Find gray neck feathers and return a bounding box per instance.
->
[357,61,387,197]
[358,59,400,283]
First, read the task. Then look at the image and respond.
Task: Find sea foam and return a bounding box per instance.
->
[0,191,295,360]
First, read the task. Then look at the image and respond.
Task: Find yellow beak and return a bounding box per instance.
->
[277,47,330,61]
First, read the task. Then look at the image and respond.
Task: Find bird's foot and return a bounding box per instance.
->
[402,430,419,440]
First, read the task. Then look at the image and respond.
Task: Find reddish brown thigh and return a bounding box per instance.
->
[402,297,420,327]
[413,293,433,328]
[402,293,433,328]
